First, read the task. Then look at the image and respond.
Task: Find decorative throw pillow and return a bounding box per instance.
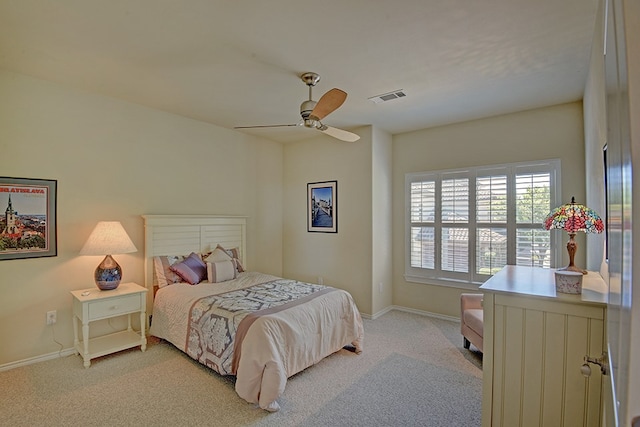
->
[153,255,186,288]
[169,252,208,285]
[207,259,237,283]
[215,244,245,273]
[204,247,233,263]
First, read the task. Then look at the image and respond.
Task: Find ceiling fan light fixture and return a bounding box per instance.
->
[235,72,358,142]
[304,118,319,128]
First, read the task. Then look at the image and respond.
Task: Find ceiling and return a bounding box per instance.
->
[0,0,598,143]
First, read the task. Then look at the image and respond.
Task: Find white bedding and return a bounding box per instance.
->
[149,271,364,411]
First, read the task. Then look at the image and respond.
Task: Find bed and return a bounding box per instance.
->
[143,215,364,411]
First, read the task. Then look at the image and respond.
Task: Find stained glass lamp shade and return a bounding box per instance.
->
[543,197,604,274]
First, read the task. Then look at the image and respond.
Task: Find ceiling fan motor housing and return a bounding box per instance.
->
[300,99,317,123]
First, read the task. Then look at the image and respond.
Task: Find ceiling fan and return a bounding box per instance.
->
[234,72,360,142]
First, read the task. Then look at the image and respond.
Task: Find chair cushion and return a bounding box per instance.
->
[463,308,484,336]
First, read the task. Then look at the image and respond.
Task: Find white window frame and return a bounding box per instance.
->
[405,159,562,289]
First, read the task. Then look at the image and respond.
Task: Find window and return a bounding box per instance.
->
[406,159,561,287]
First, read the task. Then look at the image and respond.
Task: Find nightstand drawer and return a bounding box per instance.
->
[88,294,141,320]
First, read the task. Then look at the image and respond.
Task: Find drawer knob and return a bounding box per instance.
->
[111,305,118,310]
[583,353,608,375]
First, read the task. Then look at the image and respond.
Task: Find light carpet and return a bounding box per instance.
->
[302,353,481,426]
[0,310,483,426]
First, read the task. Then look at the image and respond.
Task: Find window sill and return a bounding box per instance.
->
[404,274,483,291]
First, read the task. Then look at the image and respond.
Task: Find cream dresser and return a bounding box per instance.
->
[71,282,148,367]
[480,265,607,427]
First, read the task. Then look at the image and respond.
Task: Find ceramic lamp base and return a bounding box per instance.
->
[94,254,122,290]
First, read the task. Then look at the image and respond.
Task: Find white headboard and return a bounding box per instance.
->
[142,215,247,291]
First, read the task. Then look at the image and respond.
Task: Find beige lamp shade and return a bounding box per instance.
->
[80,221,137,290]
[80,221,137,256]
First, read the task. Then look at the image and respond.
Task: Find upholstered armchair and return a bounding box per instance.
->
[460,293,483,352]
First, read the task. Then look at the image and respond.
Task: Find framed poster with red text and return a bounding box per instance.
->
[0,177,57,260]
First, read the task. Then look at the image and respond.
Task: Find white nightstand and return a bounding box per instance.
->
[71,282,148,367]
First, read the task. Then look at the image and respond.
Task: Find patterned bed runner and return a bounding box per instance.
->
[186,279,334,375]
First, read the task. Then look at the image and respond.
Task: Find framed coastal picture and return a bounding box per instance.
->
[307,180,337,233]
[0,177,57,260]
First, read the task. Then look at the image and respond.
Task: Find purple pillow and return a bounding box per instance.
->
[169,252,207,285]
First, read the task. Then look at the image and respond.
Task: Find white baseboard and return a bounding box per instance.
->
[372,305,460,323]
[2,306,459,372]
[0,347,76,372]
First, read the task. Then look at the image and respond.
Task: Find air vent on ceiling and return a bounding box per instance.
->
[368,89,406,104]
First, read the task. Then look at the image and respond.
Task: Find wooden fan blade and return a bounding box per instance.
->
[310,88,347,121]
[234,123,299,129]
[317,125,360,142]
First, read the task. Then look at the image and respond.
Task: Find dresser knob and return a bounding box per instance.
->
[583,353,608,375]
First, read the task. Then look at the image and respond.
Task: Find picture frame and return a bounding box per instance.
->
[308,181,337,233]
[0,177,57,260]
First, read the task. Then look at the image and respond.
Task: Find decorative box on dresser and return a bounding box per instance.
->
[71,282,148,367]
[479,265,608,427]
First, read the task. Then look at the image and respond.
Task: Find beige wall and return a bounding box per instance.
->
[282,127,374,315]
[0,70,283,366]
[583,0,607,272]
[586,0,640,422]
[0,73,592,367]
[4,5,634,415]
[392,102,587,317]
[371,127,393,315]
[625,0,640,417]
[281,125,393,317]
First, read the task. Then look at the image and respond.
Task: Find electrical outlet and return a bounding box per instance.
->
[46,310,57,325]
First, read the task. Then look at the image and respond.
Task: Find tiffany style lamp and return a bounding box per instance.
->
[543,197,604,274]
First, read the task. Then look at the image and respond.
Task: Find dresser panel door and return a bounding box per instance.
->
[491,296,605,427]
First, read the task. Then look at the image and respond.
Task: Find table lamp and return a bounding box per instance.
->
[543,196,604,274]
[80,221,137,290]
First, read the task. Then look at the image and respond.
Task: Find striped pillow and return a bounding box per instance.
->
[205,247,232,263]
[207,259,238,283]
[216,244,245,272]
[153,255,186,288]
[169,252,208,285]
